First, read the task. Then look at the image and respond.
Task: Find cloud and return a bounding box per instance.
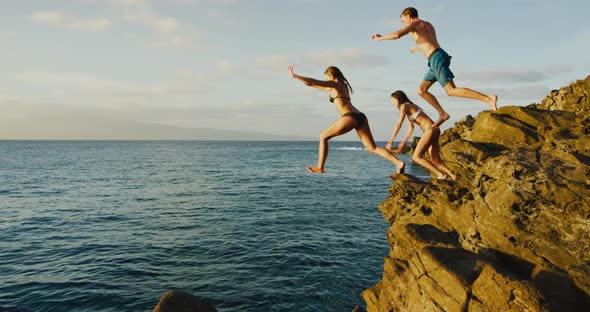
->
[31,11,112,32]
[459,64,576,84]
[256,54,290,71]
[125,10,179,33]
[151,35,199,49]
[206,10,235,25]
[216,59,234,76]
[485,85,551,102]
[544,64,574,75]
[460,69,546,83]
[305,48,389,68]
[111,0,146,7]
[112,0,203,50]
[167,0,239,4]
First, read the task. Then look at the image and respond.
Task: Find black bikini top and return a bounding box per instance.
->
[329,86,350,103]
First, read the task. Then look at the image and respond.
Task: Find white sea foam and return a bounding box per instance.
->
[335,146,366,151]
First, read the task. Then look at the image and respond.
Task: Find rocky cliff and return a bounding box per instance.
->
[362,76,590,311]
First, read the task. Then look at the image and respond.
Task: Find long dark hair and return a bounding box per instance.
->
[390,90,413,105]
[324,66,353,94]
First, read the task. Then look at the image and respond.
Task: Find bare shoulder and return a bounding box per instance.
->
[423,20,435,30]
[399,103,410,115]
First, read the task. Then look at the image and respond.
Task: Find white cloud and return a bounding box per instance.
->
[216,59,234,76]
[305,48,389,68]
[112,0,204,50]
[460,65,575,84]
[111,0,147,7]
[31,11,112,32]
[256,54,290,71]
[461,69,546,83]
[206,10,235,25]
[544,65,574,75]
[151,35,198,49]
[31,11,63,25]
[125,10,178,33]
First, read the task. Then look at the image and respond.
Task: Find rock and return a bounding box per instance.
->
[352,305,367,312]
[363,76,590,311]
[153,289,217,312]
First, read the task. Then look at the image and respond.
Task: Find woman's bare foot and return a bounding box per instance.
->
[436,173,448,180]
[488,95,498,111]
[432,112,450,128]
[397,162,405,174]
[306,166,324,174]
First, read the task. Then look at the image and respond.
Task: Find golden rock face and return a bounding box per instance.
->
[364,76,590,312]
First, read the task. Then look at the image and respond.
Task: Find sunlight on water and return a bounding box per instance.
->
[0,141,430,311]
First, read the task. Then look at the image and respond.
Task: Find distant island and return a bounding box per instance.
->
[0,117,313,141]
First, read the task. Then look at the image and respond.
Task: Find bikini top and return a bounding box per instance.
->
[407,109,423,122]
[329,86,350,103]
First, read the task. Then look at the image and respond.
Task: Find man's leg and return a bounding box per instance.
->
[443,80,498,111]
[418,80,450,128]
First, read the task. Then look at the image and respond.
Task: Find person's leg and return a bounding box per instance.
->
[412,128,446,179]
[308,117,356,173]
[418,80,450,128]
[428,128,456,180]
[443,80,498,111]
[355,118,405,174]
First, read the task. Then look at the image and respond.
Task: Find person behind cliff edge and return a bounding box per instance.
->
[371,7,498,128]
[387,90,456,181]
[288,65,405,174]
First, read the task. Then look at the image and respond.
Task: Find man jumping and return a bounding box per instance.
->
[371,7,498,128]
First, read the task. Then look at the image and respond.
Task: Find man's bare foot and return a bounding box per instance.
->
[306,166,324,174]
[489,95,498,111]
[397,162,405,174]
[432,112,450,128]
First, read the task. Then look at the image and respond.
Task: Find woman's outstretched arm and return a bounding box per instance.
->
[397,121,414,154]
[386,104,408,151]
[288,66,337,91]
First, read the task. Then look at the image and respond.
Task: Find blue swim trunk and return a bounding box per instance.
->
[423,48,454,87]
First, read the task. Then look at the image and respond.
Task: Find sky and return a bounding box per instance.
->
[2,0,590,140]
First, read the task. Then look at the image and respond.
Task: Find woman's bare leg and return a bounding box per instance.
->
[355,119,405,174]
[412,128,446,179]
[428,130,456,180]
[307,117,356,173]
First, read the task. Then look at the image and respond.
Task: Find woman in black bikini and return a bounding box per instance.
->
[387,90,456,180]
[288,65,405,174]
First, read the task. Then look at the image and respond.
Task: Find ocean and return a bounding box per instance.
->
[0,141,430,312]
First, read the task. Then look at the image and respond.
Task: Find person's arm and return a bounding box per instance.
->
[386,104,408,151]
[288,66,337,91]
[397,121,414,154]
[371,22,416,41]
[409,46,421,53]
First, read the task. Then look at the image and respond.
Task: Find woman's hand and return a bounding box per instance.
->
[288,66,297,79]
[396,142,406,154]
[385,141,393,151]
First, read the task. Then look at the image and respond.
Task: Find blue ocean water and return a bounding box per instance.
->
[0,141,429,312]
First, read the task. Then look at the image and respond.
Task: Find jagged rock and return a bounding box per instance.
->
[153,289,216,312]
[363,76,590,311]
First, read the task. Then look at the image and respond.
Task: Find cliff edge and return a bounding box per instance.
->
[363,76,590,311]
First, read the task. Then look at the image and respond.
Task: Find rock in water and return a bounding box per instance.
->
[363,76,590,311]
[153,289,216,312]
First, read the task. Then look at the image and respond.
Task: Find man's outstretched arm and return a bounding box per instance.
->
[371,22,415,41]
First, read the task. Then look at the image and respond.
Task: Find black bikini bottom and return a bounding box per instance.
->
[342,112,366,129]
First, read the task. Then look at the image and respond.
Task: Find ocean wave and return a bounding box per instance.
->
[334,147,366,151]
